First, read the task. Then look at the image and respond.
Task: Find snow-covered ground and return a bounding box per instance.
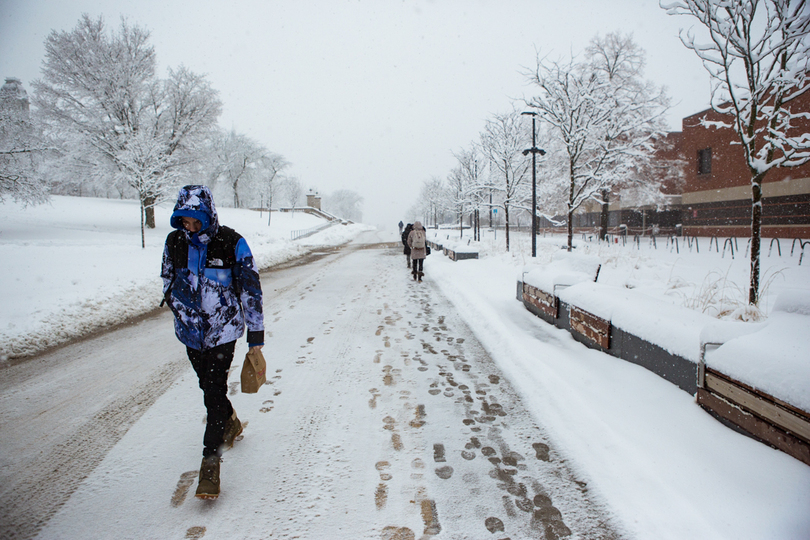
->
[431,226,810,413]
[1,196,809,539]
[426,238,810,539]
[432,225,809,318]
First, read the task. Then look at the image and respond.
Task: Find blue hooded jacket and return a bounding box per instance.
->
[161,185,264,350]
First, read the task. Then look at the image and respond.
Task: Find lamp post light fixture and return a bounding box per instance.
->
[521,111,546,258]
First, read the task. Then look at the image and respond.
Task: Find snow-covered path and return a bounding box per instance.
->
[22,231,622,540]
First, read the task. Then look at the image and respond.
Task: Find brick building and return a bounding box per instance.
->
[568,93,810,240]
[571,131,685,235]
[679,95,810,239]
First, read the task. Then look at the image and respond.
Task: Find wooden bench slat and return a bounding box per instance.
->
[698,388,810,466]
[706,367,810,421]
[705,372,810,443]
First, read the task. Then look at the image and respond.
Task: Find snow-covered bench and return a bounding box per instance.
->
[558,283,715,393]
[429,233,479,261]
[697,292,810,466]
[520,257,810,465]
[519,251,712,394]
[426,239,443,252]
[520,252,601,325]
[445,247,478,261]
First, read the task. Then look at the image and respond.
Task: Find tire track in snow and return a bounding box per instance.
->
[0,357,187,540]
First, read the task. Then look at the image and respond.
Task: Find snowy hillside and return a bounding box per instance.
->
[0,196,371,359]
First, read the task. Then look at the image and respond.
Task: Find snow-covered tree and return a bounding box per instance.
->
[208,130,269,208]
[0,78,50,205]
[127,66,221,243]
[411,176,447,228]
[450,145,487,238]
[585,33,676,239]
[445,165,467,235]
[283,176,304,214]
[480,109,531,251]
[32,15,222,244]
[257,152,289,223]
[322,189,363,222]
[662,0,810,307]
[526,34,670,250]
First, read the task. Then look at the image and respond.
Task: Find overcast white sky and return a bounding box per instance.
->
[0,0,712,228]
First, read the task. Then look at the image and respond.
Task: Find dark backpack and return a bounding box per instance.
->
[162,226,243,306]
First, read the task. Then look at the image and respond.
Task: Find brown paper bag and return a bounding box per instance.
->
[241,348,267,393]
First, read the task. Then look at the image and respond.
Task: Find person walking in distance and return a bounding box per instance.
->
[161,185,264,499]
[398,220,404,235]
[407,221,427,282]
[401,222,413,269]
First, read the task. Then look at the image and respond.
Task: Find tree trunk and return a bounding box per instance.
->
[143,194,157,229]
[749,178,762,305]
[140,199,146,249]
[599,189,609,240]
[567,207,574,252]
[505,204,511,252]
[567,167,575,251]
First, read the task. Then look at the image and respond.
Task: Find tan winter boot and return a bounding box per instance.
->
[418,272,423,282]
[221,410,243,450]
[195,455,221,499]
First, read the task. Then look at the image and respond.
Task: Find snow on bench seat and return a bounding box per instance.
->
[559,281,713,364]
[698,291,810,465]
[430,234,479,261]
[520,252,712,393]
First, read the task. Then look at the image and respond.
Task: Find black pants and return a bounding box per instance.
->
[187,341,236,457]
[412,258,423,273]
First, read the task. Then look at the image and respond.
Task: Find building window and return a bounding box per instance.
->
[697,148,711,175]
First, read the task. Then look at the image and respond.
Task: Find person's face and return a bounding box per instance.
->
[181,217,202,233]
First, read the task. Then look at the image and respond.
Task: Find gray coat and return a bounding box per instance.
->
[407,221,427,260]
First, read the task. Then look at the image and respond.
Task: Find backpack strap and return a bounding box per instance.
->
[205,225,244,297]
[161,230,187,308]
[205,226,241,269]
[166,229,189,270]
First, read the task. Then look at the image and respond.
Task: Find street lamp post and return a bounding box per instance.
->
[521,111,546,258]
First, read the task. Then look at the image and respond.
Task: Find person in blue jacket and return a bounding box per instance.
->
[161,185,264,499]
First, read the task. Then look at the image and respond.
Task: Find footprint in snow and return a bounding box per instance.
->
[185,526,206,539]
[170,471,198,507]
